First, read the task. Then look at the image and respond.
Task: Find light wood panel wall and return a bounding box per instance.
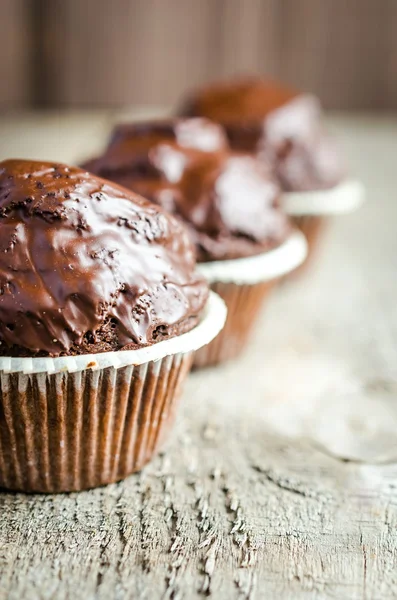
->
[0,0,32,109]
[2,0,397,111]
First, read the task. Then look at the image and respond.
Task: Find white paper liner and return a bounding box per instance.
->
[196,230,308,285]
[282,179,365,216]
[0,291,227,375]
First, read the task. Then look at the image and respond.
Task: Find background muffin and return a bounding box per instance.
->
[179,77,345,192]
[83,118,291,262]
[83,119,306,367]
[179,78,364,270]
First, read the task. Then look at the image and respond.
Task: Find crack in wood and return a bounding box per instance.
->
[220,479,257,600]
[361,534,368,600]
[251,465,334,503]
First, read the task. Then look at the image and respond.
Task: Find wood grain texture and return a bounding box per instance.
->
[277,0,395,110]
[0,113,397,598]
[40,0,217,107]
[0,0,31,109]
[5,0,394,111]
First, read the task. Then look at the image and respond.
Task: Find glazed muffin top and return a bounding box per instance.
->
[180,78,298,124]
[83,118,290,262]
[0,159,208,357]
[179,78,345,192]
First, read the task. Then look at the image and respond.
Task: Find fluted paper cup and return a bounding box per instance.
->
[282,179,365,271]
[0,291,226,493]
[193,231,307,368]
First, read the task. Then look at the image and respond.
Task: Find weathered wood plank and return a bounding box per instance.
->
[0,114,396,599]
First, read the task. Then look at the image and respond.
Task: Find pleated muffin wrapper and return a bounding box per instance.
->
[0,291,226,493]
[193,231,308,368]
[282,179,365,271]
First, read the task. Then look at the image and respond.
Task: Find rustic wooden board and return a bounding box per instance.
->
[0,114,396,599]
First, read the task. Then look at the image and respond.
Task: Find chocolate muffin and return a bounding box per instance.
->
[0,159,208,357]
[0,159,227,493]
[179,77,345,193]
[180,78,367,275]
[82,118,291,262]
[83,120,307,368]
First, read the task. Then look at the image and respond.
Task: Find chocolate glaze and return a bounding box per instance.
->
[0,159,208,357]
[179,78,345,192]
[83,118,290,262]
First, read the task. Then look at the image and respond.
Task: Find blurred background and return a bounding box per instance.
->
[2,0,397,113]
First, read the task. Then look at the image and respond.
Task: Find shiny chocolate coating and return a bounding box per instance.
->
[179,78,345,192]
[83,118,290,262]
[0,160,208,357]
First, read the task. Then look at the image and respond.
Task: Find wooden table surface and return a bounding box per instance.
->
[0,112,396,600]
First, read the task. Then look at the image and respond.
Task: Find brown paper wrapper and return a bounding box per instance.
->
[193,281,275,368]
[289,215,328,275]
[0,352,192,493]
